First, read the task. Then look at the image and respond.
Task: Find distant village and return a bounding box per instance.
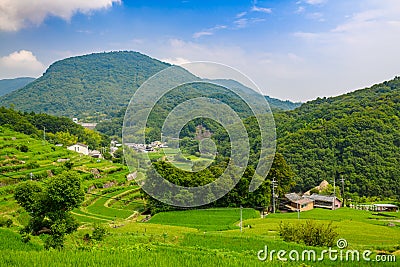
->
[69,118,167,158]
[66,140,168,158]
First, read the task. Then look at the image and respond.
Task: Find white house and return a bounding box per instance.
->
[67,143,89,155]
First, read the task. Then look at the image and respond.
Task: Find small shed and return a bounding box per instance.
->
[284,193,314,212]
[373,204,399,212]
[306,194,342,210]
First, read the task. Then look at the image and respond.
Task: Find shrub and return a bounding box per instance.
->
[279,220,338,247]
[0,217,13,228]
[26,161,40,169]
[18,145,29,152]
[91,224,107,241]
[21,232,31,243]
[64,161,74,170]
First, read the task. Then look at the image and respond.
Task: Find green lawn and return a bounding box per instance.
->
[149,208,260,231]
[240,208,400,250]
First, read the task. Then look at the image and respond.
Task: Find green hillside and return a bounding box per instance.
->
[0,77,35,97]
[0,52,300,121]
[0,126,129,193]
[275,77,400,198]
[0,52,169,121]
[265,95,301,111]
[0,125,141,225]
[0,106,108,150]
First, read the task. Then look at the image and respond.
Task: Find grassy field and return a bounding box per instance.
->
[150,208,259,231]
[243,208,400,251]
[1,207,399,266]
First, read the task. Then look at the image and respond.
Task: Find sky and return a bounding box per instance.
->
[1,0,400,102]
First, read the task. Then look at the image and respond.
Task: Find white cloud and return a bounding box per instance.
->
[293,31,319,40]
[193,31,213,38]
[306,12,325,21]
[0,50,45,78]
[192,25,227,39]
[251,6,272,14]
[161,57,191,66]
[236,11,247,18]
[0,0,121,31]
[295,6,306,14]
[234,17,266,29]
[234,18,248,29]
[289,0,400,100]
[304,0,327,5]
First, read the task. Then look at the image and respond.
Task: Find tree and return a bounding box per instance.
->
[14,171,84,249]
[54,131,78,146]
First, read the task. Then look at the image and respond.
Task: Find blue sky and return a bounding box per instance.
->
[1,0,400,101]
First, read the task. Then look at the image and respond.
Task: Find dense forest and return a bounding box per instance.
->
[274,77,400,198]
[176,77,400,200]
[143,153,294,214]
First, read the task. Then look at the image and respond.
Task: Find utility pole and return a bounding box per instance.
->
[43,126,46,144]
[340,176,345,207]
[272,177,278,213]
[332,177,336,210]
[240,206,243,233]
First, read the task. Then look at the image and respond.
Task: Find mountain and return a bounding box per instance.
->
[275,77,400,198]
[0,77,35,97]
[204,79,301,111]
[265,96,301,111]
[0,52,169,120]
[0,52,300,121]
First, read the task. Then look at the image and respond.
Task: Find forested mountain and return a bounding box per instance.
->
[274,77,400,198]
[0,77,35,97]
[265,96,301,111]
[0,52,169,121]
[0,52,299,121]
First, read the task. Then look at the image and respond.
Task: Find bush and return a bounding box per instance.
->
[21,232,31,243]
[0,217,13,228]
[18,145,29,152]
[26,161,40,169]
[44,234,64,250]
[91,224,107,241]
[279,220,338,247]
[64,161,74,170]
